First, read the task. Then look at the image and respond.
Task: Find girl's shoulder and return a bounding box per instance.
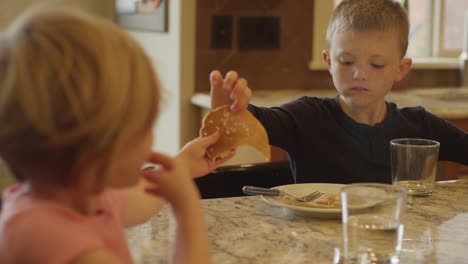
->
[0,186,128,263]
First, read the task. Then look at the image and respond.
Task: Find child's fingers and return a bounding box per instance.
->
[210,70,232,109]
[198,132,221,147]
[210,70,223,90]
[231,79,251,112]
[229,78,248,100]
[146,152,174,170]
[203,149,236,172]
[224,70,238,91]
[213,149,236,166]
[141,170,164,196]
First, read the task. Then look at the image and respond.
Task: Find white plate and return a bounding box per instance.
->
[261,183,346,219]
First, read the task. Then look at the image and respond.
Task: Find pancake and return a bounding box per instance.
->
[200,105,271,161]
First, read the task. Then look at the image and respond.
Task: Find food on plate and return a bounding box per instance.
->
[200,105,271,160]
[281,194,341,209]
[314,195,340,208]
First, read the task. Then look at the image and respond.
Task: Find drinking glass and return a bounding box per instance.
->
[390,138,440,196]
[401,222,433,254]
[341,183,407,264]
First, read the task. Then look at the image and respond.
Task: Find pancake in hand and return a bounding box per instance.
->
[200,105,271,161]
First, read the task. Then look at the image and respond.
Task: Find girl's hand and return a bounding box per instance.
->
[140,153,212,264]
[142,152,199,207]
[177,132,234,178]
[210,70,252,112]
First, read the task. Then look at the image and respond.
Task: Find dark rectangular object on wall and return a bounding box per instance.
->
[238,16,280,50]
[211,15,233,49]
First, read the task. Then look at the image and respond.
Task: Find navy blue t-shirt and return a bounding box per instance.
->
[248,96,468,184]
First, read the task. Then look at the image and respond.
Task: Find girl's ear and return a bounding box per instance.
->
[322,49,332,73]
[396,58,412,82]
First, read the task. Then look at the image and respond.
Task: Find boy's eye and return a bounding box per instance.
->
[371,64,385,69]
[339,59,353,65]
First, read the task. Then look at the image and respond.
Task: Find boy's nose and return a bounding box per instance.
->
[353,67,367,81]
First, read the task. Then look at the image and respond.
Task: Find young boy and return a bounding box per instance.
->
[209,0,468,184]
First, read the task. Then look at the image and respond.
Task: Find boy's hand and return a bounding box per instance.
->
[210,70,252,112]
[177,132,234,178]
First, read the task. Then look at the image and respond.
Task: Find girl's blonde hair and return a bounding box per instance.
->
[326,0,409,58]
[0,7,160,192]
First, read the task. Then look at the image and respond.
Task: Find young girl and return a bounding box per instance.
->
[0,7,228,264]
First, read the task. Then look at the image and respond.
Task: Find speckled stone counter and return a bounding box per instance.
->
[126,180,468,263]
[191,87,468,120]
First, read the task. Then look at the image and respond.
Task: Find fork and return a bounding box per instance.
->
[242,186,324,202]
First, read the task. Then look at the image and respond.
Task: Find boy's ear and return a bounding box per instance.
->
[322,49,332,73]
[396,58,412,82]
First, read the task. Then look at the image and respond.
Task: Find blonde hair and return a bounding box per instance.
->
[326,0,409,57]
[0,7,160,191]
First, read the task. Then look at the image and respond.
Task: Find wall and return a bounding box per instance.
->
[196,0,334,92]
[0,0,197,155]
[129,0,197,154]
[0,0,115,29]
[195,0,461,93]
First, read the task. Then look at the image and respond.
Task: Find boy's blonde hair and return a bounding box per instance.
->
[0,7,160,192]
[326,0,409,58]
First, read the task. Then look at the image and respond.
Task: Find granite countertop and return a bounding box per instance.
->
[191,87,468,120]
[126,180,468,263]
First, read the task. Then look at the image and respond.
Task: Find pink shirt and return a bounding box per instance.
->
[0,184,133,264]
